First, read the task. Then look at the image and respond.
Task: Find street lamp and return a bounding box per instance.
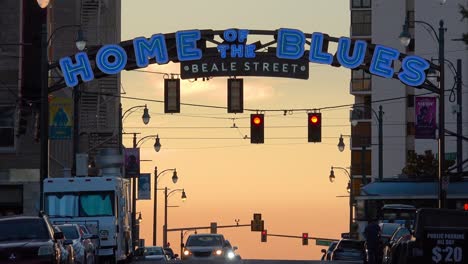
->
[329,166,353,234]
[122,104,151,126]
[138,212,143,224]
[399,17,447,209]
[37,0,50,8]
[153,167,179,246]
[164,188,187,248]
[350,105,384,181]
[39,8,87,210]
[337,135,368,185]
[154,135,161,152]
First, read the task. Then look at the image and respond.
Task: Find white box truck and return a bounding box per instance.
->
[44,176,133,264]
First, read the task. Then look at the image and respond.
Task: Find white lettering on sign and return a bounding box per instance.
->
[432,246,463,263]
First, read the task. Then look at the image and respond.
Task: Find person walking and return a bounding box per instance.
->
[364,219,381,264]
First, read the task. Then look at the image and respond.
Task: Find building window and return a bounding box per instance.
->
[0,106,15,151]
[0,185,23,216]
[351,68,372,92]
[351,10,372,36]
[352,0,371,8]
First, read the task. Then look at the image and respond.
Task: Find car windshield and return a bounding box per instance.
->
[0,219,50,241]
[186,235,223,247]
[144,247,164,256]
[58,225,79,239]
[381,224,400,237]
[338,240,363,251]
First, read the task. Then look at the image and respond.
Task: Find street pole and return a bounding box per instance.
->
[72,86,80,176]
[378,105,383,182]
[153,166,158,246]
[39,22,48,211]
[361,146,367,185]
[163,186,168,247]
[349,175,354,234]
[132,133,137,252]
[456,59,462,174]
[438,20,446,209]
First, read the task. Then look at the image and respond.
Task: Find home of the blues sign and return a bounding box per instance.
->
[59,28,430,88]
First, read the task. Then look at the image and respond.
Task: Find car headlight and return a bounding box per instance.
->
[215,249,223,255]
[227,251,235,259]
[38,245,54,256]
[183,250,191,256]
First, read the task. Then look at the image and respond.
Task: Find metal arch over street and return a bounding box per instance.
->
[49,28,441,93]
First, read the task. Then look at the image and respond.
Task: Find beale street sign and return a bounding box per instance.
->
[58,28,431,88]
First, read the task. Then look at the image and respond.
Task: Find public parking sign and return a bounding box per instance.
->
[423,228,468,264]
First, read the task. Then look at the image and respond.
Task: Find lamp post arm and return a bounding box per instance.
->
[47,24,81,46]
[413,20,440,42]
[332,166,351,180]
[167,189,184,198]
[136,134,158,147]
[122,105,147,120]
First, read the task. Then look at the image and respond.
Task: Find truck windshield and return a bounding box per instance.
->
[45,192,114,217]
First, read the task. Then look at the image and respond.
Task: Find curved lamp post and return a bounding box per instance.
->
[329,166,353,234]
[163,188,187,247]
[123,104,151,125]
[153,167,179,246]
[399,17,447,209]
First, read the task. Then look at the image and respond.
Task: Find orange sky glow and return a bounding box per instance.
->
[121,0,353,260]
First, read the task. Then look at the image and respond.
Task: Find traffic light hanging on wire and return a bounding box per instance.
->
[308,113,321,142]
[261,230,267,242]
[302,233,309,245]
[251,114,264,144]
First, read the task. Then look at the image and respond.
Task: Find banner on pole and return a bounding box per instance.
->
[138,173,151,200]
[124,148,140,177]
[49,97,73,140]
[415,97,436,139]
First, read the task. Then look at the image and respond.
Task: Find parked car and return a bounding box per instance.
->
[330,239,366,261]
[379,223,402,245]
[182,233,239,262]
[382,226,411,264]
[0,214,67,264]
[56,223,98,264]
[142,246,168,263]
[53,225,75,264]
[320,241,338,261]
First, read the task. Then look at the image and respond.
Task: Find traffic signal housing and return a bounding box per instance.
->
[251,114,264,144]
[261,230,267,242]
[308,113,321,142]
[302,233,309,245]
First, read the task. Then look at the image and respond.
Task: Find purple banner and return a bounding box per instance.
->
[125,148,140,177]
[415,97,436,139]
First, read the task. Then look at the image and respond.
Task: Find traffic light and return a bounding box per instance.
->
[261,230,267,242]
[464,203,468,211]
[308,113,321,142]
[302,233,309,245]
[164,78,180,113]
[251,114,264,144]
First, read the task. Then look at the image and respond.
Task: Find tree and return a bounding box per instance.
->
[401,150,455,179]
[460,4,468,45]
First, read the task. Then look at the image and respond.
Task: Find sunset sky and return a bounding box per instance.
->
[121,0,353,260]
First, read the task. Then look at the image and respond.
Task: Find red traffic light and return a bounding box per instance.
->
[253,116,263,126]
[309,114,320,124]
[464,203,468,211]
[302,233,308,238]
[262,230,267,235]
